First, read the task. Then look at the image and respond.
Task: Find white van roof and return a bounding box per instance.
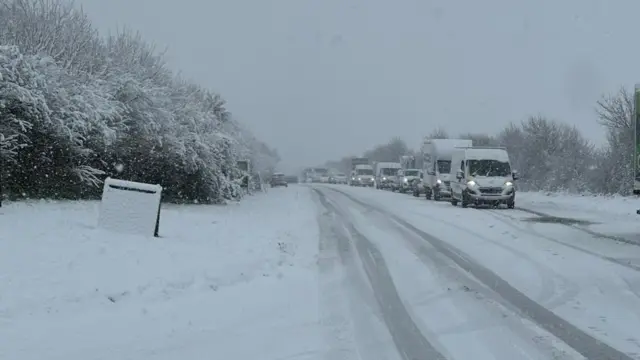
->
[422,139,473,158]
[463,147,510,161]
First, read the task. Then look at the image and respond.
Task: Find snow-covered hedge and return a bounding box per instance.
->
[0,0,278,203]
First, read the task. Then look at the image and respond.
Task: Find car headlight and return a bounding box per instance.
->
[358,177,362,181]
[504,181,513,187]
[436,179,442,184]
[351,177,355,180]
[403,177,408,183]
[383,177,387,180]
[466,180,477,188]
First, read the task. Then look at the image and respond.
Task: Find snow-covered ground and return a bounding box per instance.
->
[517,191,640,241]
[3,184,640,359]
[0,188,322,360]
[321,184,640,359]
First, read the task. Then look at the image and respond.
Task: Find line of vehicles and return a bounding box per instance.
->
[308,137,520,209]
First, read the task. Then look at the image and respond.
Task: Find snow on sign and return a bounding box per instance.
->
[98,177,163,237]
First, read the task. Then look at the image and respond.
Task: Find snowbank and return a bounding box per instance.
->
[517,191,639,218]
[0,185,321,360]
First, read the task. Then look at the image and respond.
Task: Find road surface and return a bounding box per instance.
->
[313,184,640,360]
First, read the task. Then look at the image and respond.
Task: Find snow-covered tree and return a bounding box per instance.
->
[0,0,277,203]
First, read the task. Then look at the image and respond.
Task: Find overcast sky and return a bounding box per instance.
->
[77,0,639,173]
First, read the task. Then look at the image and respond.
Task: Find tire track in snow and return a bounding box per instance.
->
[326,186,634,360]
[347,199,581,359]
[406,198,576,309]
[315,193,361,360]
[473,209,583,310]
[314,189,447,360]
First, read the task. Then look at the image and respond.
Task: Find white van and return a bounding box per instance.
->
[420,138,473,200]
[449,147,519,208]
[374,162,401,189]
[350,164,375,187]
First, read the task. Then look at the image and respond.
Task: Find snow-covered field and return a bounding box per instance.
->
[0,188,322,360]
[3,184,640,359]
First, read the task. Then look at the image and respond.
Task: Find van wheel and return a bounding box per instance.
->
[507,198,515,209]
[451,197,458,206]
[433,191,441,201]
[425,189,432,200]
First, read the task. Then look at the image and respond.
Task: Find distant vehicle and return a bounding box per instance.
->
[420,138,473,200]
[270,173,288,187]
[394,168,422,193]
[374,162,402,190]
[351,164,375,187]
[312,168,329,183]
[284,175,299,184]
[449,146,518,208]
[348,157,371,186]
[329,173,348,184]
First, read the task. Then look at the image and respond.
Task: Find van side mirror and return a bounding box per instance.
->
[456,170,463,180]
[512,170,519,180]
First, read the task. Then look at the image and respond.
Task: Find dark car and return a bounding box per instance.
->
[270,173,288,187]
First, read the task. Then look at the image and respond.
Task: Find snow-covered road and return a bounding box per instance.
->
[3,185,640,359]
[315,185,640,359]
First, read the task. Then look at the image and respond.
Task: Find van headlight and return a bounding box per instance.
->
[436,179,442,184]
[382,177,387,180]
[466,180,477,188]
[504,181,513,187]
[358,177,362,181]
[403,177,408,183]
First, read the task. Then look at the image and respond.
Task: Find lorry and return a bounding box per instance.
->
[312,167,329,183]
[420,138,473,200]
[449,146,519,208]
[374,162,402,190]
[302,168,314,183]
[349,157,374,186]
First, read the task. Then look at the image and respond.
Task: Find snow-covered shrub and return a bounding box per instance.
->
[0,0,278,203]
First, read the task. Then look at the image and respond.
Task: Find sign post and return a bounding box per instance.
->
[635,84,640,196]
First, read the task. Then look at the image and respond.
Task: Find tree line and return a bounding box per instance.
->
[325,88,633,196]
[0,0,279,204]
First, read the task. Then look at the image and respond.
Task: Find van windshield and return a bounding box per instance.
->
[381,168,397,176]
[437,160,451,174]
[468,160,511,177]
[357,169,373,175]
[404,170,419,177]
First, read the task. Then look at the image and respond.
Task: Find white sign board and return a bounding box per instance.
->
[98,177,163,237]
